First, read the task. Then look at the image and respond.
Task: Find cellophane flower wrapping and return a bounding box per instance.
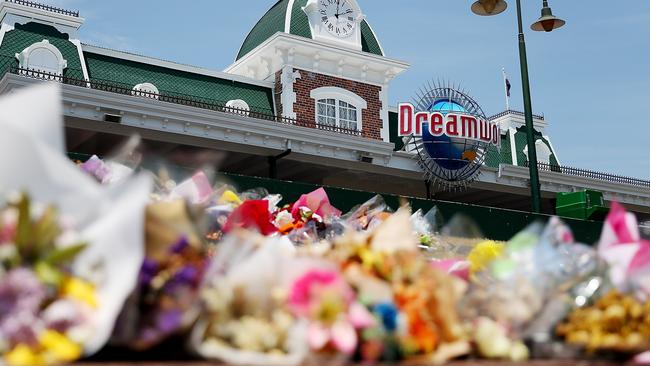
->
[0,84,152,364]
[191,230,309,366]
[460,217,606,360]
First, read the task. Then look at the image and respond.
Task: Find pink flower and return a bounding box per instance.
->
[288,269,353,317]
[598,202,650,301]
[288,269,374,354]
[290,188,341,221]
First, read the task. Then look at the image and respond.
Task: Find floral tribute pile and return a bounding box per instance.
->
[1,85,650,365]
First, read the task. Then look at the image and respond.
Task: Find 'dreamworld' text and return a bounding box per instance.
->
[398,103,500,147]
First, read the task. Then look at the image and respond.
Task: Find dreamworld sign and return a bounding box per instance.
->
[398,103,501,148]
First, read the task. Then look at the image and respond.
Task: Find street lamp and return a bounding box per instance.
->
[471,0,565,213]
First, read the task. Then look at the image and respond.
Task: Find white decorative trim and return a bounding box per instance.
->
[0,2,84,35]
[69,38,89,81]
[310,86,367,109]
[509,127,518,166]
[0,22,14,48]
[15,39,67,75]
[280,66,300,119]
[226,99,250,116]
[224,32,409,87]
[82,44,275,89]
[379,85,389,142]
[284,0,295,33]
[543,134,562,165]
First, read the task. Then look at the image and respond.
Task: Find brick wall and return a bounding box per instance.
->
[279,68,383,140]
[274,70,283,118]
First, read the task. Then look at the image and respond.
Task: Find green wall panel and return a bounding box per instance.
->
[84,52,275,115]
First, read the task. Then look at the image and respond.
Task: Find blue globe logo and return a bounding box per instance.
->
[422,99,480,171]
[404,82,491,189]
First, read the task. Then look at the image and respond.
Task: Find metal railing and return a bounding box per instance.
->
[10,67,363,137]
[488,109,545,121]
[4,0,80,17]
[524,161,650,188]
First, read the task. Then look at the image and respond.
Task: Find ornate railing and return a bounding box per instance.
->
[9,67,363,137]
[524,161,650,188]
[488,109,545,121]
[4,0,80,17]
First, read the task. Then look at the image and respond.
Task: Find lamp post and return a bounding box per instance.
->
[471,0,565,213]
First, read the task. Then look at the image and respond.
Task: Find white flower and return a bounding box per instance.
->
[274,211,293,228]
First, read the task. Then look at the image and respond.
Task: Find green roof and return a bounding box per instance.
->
[83,52,275,115]
[0,22,84,79]
[236,0,384,60]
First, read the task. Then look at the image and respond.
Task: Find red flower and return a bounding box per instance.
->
[223,200,277,235]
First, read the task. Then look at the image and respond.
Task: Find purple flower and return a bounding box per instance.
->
[0,310,42,347]
[0,268,46,316]
[139,259,159,286]
[174,266,198,284]
[156,310,182,333]
[170,237,189,254]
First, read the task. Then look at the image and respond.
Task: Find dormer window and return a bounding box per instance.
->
[225,99,251,116]
[311,87,366,132]
[132,83,160,99]
[15,40,67,75]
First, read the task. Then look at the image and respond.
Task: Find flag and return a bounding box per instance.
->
[505,77,511,97]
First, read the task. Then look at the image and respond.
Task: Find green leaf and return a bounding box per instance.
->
[35,261,64,287]
[33,205,61,252]
[43,242,87,266]
[14,193,32,253]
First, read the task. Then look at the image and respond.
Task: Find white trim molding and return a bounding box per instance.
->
[280,66,300,119]
[15,39,67,75]
[0,2,84,38]
[224,32,409,86]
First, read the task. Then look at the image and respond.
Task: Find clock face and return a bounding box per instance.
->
[318,0,356,38]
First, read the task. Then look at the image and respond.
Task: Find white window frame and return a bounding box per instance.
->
[15,39,67,75]
[310,87,366,132]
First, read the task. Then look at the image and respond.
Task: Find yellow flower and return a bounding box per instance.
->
[5,344,44,366]
[219,190,242,205]
[467,240,505,274]
[39,330,83,363]
[62,277,98,308]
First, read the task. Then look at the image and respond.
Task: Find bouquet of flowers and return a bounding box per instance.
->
[191,231,308,366]
[0,84,152,362]
[0,194,93,366]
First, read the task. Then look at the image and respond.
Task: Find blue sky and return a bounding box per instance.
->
[41,0,650,179]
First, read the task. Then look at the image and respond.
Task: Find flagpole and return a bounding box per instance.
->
[502,68,510,111]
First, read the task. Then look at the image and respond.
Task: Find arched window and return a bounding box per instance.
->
[15,40,67,75]
[310,87,366,131]
[132,83,160,100]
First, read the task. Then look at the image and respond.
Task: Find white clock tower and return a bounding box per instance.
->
[303,0,364,51]
[225,0,409,143]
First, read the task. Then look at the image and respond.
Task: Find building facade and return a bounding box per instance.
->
[0,0,649,219]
